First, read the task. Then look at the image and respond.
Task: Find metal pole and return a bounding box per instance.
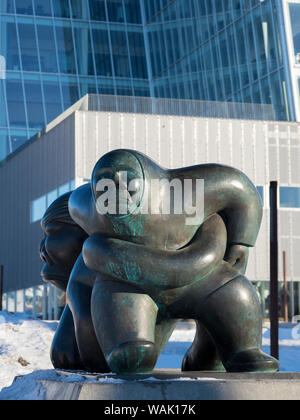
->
[270,181,279,360]
[283,251,288,322]
[290,278,295,322]
[0,265,3,312]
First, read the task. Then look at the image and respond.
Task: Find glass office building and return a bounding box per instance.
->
[144,0,299,122]
[0,0,149,161]
[0,0,300,162]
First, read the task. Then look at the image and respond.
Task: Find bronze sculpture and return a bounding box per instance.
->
[40,149,279,375]
[40,193,109,373]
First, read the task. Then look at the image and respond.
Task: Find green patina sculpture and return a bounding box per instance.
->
[40,149,279,375]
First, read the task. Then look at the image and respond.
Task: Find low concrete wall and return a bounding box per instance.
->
[2,370,300,400]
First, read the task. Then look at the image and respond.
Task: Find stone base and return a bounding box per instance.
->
[3,370,300,400]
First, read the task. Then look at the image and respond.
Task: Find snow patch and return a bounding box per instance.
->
[0,311,57,392]
[1,311,300,399]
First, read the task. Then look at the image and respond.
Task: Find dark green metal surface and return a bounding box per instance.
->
[40,150,279,375]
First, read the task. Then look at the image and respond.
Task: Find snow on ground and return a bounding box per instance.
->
[1,311,300,398]
[0,312,57,392]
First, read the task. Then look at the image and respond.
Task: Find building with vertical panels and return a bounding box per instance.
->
[0,95,300,320]
[0,2,299,319]
[0,0,300,162]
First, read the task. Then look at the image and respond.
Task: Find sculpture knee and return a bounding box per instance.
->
[50,305,84,371]
[107,341,158,375]
[91,280,158,350]
[196,276,279,373]
[198,275,262,359]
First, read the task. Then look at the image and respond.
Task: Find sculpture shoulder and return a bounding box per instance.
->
[175,163,255,184]
[174,163,261,205]
[69,183,114,236]
[69,184,95,235]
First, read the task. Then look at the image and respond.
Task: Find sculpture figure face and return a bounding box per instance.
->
[92,150,145,219]
[40,193,87,291]
[90,149,201,249]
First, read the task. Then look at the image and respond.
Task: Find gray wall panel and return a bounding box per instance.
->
[1,110,299,294]
[0,114,76,293]
[75,112,300,283]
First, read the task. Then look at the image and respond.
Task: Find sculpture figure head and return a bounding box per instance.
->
[90,149,202,249]
[40,192,88,291]
[91,149,146,219]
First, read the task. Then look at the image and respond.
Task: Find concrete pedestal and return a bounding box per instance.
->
[2,370,300,400]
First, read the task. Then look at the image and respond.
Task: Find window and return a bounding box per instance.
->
[256,186,264,205]
[30,180,76,223]
[0,55,6,79]
[15,0,33,15]
[289,3,300,56]
[31,196,47,223]
[34,0,52,17]
[6,80,27,127]
[280,187,300,208]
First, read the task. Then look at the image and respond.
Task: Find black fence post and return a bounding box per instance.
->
[270,181,279,360]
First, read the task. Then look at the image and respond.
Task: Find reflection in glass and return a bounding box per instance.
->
[0,132,8,162]
[4,23,20,71]
[289,3,300,56]
[89,0,106,21]
[74,27,95,76]
[93,29,112,76]
[34,0,52,17]
[107,0,124,23]
[37,25,58,73]
[0,0,15,14]
[43,80,63,124]
[128,32,148,79]
[61,81,79,110]
[110,30,130,77]
[55,26,76,74]
[124,0,142,24]
[24,80,45,128]
[52,0,70,18]
[0,81,8,127]
[15,0,33,15]
[70,0,89,20]
[6,79,27,127]
[18,23,39,72]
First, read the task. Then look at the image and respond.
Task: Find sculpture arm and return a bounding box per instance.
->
[224,244,249,275]
[201,165,263,247]
[83,214,227,291]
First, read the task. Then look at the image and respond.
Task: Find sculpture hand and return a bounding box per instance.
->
[224,244,249,274]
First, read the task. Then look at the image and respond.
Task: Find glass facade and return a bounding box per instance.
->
[289,2,300,56]
[144,0,290,121]
[0,0,149,161]
[0,0,299,162]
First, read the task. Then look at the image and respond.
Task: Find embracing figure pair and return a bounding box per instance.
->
[40,149,279,375]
